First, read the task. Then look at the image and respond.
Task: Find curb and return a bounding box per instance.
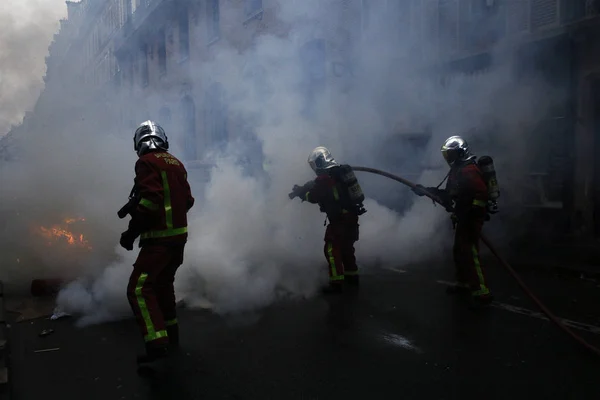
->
[0,281,9,399]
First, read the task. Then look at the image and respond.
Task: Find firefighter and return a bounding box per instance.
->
[119,120,195,371]
[412,135,493,308]
[289,147,366,294]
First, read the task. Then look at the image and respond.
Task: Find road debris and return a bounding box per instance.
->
[34,348,60,353]
[50,310,71,320]
[39,329,54,337]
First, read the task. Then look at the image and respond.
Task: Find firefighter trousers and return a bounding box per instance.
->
[324,219,359,283]
[453,218,490,297]
[127,244,184,349]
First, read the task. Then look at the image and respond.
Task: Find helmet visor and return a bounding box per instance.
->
[441,148,457,166]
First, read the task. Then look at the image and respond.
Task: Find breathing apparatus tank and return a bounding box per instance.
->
[337,164,367,215]
[477,155,500,214]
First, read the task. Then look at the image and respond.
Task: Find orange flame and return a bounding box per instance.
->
[35,217,92,250]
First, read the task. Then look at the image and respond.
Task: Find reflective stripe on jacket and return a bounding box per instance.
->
[130,151,195,245]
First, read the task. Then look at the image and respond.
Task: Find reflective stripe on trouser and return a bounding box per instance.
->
[471,245,490,296]
[126,244,185,346]
[325,242,345,281]
[135,274,167,341]
[453,220,490,297]
[323,240,358,281]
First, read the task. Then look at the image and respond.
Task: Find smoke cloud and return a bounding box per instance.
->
[0,1,564,325]
[0,0,68,136]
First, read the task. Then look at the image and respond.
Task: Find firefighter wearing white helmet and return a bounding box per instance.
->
[133,120,169,156]
[289,146,366,294]
[120,120,195,373]
[412,135,494,308]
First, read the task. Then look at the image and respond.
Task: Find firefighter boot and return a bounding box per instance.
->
[468,294,494,310]
[344,275,360,286]
[446,282,470,295]
[321,281,344,295]
[166,324,180,351]
[137,344,170,376]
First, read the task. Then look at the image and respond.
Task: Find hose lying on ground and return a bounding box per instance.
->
[351,166,600,358]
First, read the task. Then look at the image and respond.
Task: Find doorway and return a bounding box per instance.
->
[592,80,600,236]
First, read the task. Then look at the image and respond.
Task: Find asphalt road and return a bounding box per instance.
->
[6,260,600,400]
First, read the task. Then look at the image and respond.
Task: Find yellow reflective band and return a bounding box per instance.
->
[139,198,158,211]
[327,242,343,281]
[165,318,178,327]
[135,273,160,342]
[140,227,188,240]
[333,187,340,201]
[472,245,490,296]
[344,270,359,276]
[473,199,486,207]
[145,329,168,342]
[161,170,173,230]
[305,191,310,201]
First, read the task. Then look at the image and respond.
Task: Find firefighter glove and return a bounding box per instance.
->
[411,184,429,197]
[288,185,299,199]
[119,230,137,251]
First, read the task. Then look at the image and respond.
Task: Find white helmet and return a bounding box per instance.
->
[308,146,339,174]
[441,135,475,167]
[134,120,169,157]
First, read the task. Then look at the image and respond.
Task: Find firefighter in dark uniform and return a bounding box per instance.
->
[119,120,195,372]
[413,136,493,308]
[289,147,366,294]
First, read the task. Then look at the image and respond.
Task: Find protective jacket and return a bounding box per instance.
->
[128,151,195,246]
[296,172,359,283]
[439,160,488,219]
[444,160,491,299]
[300,173,358,222]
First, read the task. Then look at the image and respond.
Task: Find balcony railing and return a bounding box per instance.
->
[115,0,167,52]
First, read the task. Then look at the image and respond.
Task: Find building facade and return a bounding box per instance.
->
[13,0,429,171]
[5,0,600,241]
[420,0,600,242]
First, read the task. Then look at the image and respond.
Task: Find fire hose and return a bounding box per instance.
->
[351,166,600,358]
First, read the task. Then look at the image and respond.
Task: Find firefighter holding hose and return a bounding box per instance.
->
[118,120,195,373]
[289,147,367,294]
[413,136,498,308]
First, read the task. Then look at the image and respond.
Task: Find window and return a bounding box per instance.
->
[159,107,172,133]
[140,44,149,87]
[207,0,220,43]
[179,12,189,61]
[360,0,370,32]
[438,0,459,52]
[158,29,167,76]
[205,83,228,150]
[463,0,503,51]
[389,0,411,39]
[181,97,197,160]
[245,0,263,16]
[300,39,326,84]
[299,39,326,119]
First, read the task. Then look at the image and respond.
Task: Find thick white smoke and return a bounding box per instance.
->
[0,0,68,136]
[0,1,563,325]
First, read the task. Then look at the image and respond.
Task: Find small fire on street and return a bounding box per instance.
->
[35,217,92,250]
